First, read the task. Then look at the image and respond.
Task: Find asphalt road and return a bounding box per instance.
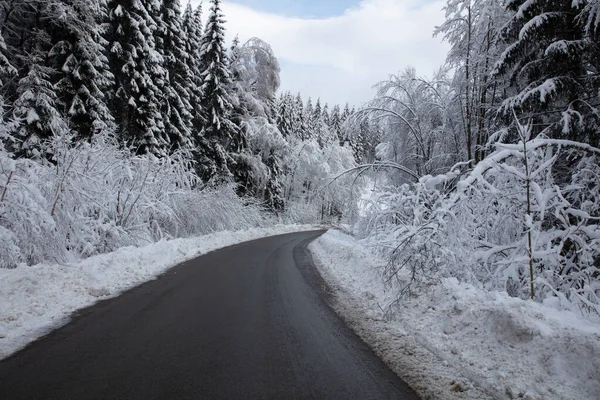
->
[0,230,419,400]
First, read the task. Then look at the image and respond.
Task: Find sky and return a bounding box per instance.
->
[189,0,450,107]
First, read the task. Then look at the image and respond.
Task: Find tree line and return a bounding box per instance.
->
[0,0,362,267]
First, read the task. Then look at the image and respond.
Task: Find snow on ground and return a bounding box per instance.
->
[309,229,600,400]
[0,224,319,360]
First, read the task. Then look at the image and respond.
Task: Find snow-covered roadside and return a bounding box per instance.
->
[309,230,600,400]
[0,225,319,360]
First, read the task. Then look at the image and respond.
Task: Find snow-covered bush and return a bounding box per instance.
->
[357,126,600,316]
[356,180,456,301]
[452,131,600,314]
[0,131,268,268]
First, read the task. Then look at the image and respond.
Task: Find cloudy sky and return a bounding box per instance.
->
[189,0,450,106]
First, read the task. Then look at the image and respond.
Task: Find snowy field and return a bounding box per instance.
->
[0,225,318,360]
[309,230,600,400]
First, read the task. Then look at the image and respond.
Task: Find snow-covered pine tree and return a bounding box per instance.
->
[0,0,39,79]
[0,24,16,93]
[313,98,322,125]
[276,91,294,137]
[313,98,332,147]
[494,0,600,145]
[104,0,167,156]
[329,104,343,144]
[154,0,194,153]
[181,2,205,137]
[9,59,69,158]
[292,92,306,140]
[196,0,242,183]
[0,24,16,145]
[0,1,68,156]
[578,0,600,38]
[341,102,352,123]
[46,0,115,140]
[229,35,241,74]
[321,103,330,127]
[304,97,315,140]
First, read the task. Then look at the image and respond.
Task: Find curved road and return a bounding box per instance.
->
[0,230,419,399]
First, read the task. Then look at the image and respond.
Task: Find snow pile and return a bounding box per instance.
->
[309,230,600,400]
[0,225,318,360]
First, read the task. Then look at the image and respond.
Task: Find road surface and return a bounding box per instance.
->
[0,230,419,399]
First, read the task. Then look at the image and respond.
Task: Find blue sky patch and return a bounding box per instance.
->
[229,0,360,18]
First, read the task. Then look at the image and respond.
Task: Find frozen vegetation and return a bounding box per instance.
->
[1,0,600,398]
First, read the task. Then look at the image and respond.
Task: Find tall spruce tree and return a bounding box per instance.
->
[292,92,306,139]
[313,98,331,147]
[329,104,343,144]
[494,0,600,145]
[104,0,167,156]
[47,0,115,139]
[155,0,194,152]
[0,22,16,99]
[341,102,352,123]
[196,0,241,183]
[321,103,330,126]
[182,3,205,137]
[9,60,68,158]
[276,91,294,137]
[304,97,315,139]
[2,1,68,156]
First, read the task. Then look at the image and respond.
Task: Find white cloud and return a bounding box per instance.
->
[191,0,450,106]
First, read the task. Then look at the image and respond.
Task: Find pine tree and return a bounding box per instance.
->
[494,0,600,145]
[312,98,332,147]
[47,0,115,140]
[292,92,306,140]
[181,3,205,136]
[196,0,242,183]
[0,28,17,130]
[329,104,343,144]
[104,0,167,156]
[0,1,41,74]
[322,103,330,127]
[9,60,68,158]
[276,91,294,137]
[304,97,315,139]
[0,27,16,89]
[154,0,194,152]
[341,103,352,123]
[313,98,322,123]
[1,1,68,157]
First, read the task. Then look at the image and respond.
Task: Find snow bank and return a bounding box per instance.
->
[309,230,600,400]
[0,225,318,360]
